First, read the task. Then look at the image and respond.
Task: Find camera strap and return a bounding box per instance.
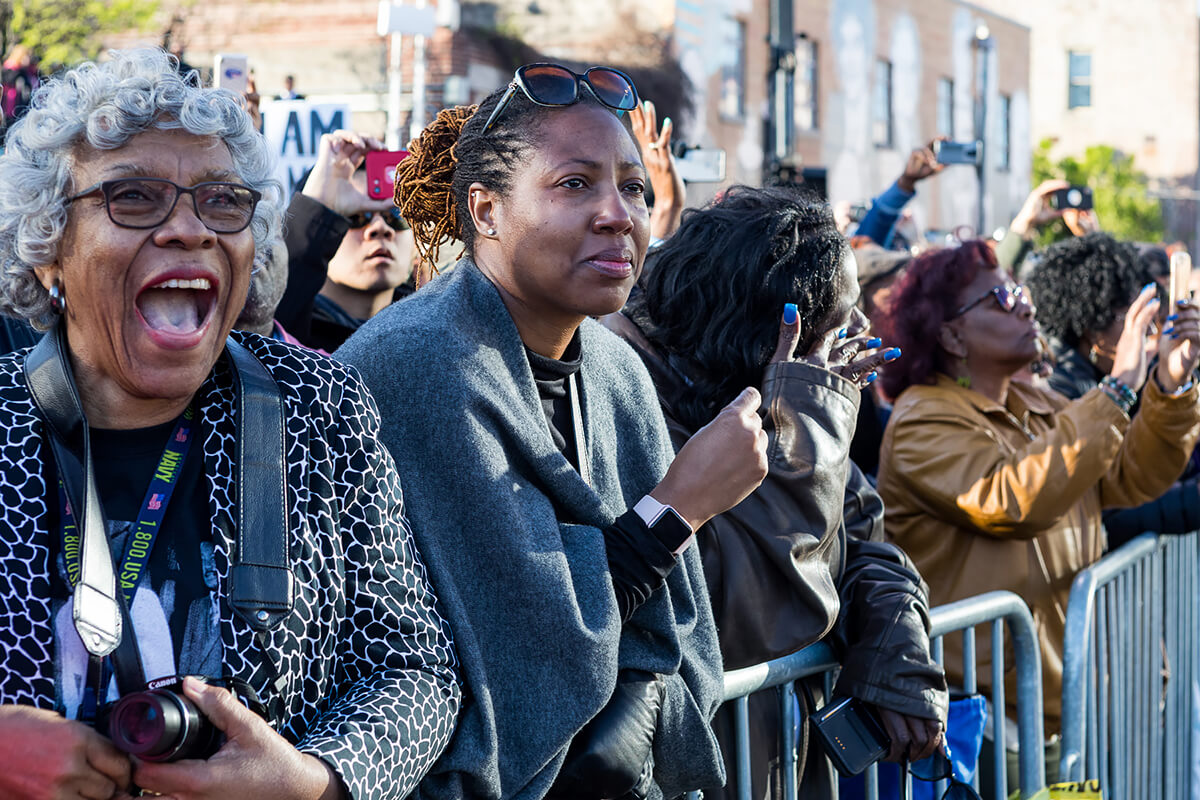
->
[24,326,294,697]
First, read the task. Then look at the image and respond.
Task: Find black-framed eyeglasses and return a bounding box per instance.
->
[344,207,411,232]
[951,283,1025,319]
[482,62,640,135]
[908,745,982,800]
[66,178,261,234]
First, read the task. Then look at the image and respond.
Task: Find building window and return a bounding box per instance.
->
[795,36,818,132]
[937,77,954,138]
[719,18,746,119]
[997,93,1011,170]
[872,59,892,147]
[1068,51,1091,108]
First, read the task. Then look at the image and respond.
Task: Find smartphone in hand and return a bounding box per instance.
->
[1171,251,1192,309]
[365,150,409,200]
[933,140,980,166]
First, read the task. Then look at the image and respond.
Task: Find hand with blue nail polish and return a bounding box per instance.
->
[770,303,803,364]
[1155,283,1200,393]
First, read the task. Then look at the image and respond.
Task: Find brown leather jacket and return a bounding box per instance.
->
[606,312,947,797]
[878,374,1200,732]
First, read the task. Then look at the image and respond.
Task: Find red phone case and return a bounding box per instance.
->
[365,150,409,200]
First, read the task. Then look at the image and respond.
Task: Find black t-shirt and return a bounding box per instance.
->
[47,414,216,718]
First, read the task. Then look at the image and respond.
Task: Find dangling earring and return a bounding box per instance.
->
[1088,345,1101,365]
[956,356,971,389]
[48,280,66,315]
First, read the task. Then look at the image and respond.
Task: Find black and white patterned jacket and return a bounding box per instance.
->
[0,331,460,799]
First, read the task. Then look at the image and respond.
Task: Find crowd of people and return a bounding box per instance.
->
[0,46,1196,800]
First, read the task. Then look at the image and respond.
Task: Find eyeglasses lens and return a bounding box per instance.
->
[103,178,255,233]
[994,285,1022,312]
[521,65,579,105]
[584,67,639,110]
[910,750,952,782]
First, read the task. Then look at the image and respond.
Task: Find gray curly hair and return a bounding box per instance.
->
[0,48,283,329]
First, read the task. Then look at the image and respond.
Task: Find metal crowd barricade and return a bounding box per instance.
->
[686,589,1046,800]
[1059,531,1199,799]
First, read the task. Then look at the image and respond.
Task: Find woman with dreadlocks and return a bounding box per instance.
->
[335,64,769,800]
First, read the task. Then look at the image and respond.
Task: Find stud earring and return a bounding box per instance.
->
[486,227,497,236]
[48,280,66,315]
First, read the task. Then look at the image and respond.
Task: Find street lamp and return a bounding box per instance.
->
[973,23,994,237]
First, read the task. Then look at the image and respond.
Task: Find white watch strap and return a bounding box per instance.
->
[633,494,695,555]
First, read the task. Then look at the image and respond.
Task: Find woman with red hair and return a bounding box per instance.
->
[876,240,1200,786]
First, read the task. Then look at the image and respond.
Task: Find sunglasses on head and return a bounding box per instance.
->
[951,283,1025,318]
[482,62,640,135]
[344,208,410,232]
[907,745,982,800]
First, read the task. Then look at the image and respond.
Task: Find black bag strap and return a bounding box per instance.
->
[24,325,145,693]
[224,337,294,631]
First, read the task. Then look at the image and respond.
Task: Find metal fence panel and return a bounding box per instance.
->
[1060,531,1200,800]
[687,590,1046,800]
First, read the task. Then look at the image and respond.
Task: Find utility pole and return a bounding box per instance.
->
[765,0,795,184]
[973,24,993,237]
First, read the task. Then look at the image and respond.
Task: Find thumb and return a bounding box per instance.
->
[182,676,253,738]
[724,386,762,416]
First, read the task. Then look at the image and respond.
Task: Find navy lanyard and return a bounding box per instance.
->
[59,404,196,607]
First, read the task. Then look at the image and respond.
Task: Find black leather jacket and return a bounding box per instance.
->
[604,312,947,798]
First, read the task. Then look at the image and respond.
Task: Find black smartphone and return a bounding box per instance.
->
[1050,185,1093,211]
[810,696,890,776]
[933,140,980,166]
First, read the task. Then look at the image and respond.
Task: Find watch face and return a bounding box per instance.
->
[653,507,694,554]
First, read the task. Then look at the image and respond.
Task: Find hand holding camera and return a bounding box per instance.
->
[131,676,345,800]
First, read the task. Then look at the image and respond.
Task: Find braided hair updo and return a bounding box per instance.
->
[393,81,614,271]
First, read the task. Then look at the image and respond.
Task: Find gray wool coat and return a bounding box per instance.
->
[335,259,726,800]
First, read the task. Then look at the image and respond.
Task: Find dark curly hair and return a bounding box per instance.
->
[627,184,846,432]
[1025,232,1147,349]
[392,79,616,270]
[877,240,994,400]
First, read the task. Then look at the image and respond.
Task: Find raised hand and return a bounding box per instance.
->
[1109,283,1162,392]
[652,388,768,532]
[1156,297,1200,393]
[629,100,685,240]
[302,130,394,218]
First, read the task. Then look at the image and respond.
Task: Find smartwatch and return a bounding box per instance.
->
[633,495,695,556]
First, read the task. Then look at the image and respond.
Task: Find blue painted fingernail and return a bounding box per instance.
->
[1144,282,1156,292]
[837,328,848,339]
[783,303,797,325]
[1168,314,1180,321]
[884,347,902,361]
[1180,299,1191,307]
[1165,326,1176,335]
[866,337,883,348]
[865,371,878,384]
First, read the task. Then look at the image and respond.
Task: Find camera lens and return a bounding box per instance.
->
[109,689,204,762]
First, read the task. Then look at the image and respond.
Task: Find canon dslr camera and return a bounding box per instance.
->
[96,675,265,762]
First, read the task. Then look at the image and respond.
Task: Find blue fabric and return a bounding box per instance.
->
[839,694,986,799]
[855,181,914,249]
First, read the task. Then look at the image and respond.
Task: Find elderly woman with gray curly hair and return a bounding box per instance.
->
[0,49,459,800]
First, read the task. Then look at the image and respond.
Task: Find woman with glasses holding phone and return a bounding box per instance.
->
[0,49,458,799]
[337,63,769,800]
[875,240,1200,788]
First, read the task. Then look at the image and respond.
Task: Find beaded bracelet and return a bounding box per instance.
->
[1100,376,1136,415]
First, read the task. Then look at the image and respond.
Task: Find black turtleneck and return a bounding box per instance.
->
[524,333,689,622]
